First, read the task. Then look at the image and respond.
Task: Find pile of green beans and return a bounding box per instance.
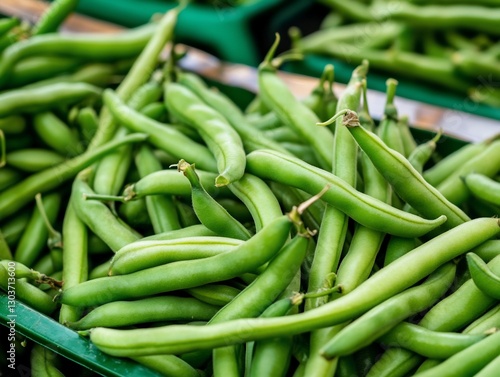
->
[1,2,500,376]
[291,0,500,107]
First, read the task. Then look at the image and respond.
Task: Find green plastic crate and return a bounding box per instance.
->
[67,0,313,66]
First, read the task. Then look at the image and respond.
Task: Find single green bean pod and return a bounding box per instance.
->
[177,159,251,240]
[165,83,246,186]
[466,253,500,300]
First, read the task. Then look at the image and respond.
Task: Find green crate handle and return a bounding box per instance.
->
[0,294,163,377]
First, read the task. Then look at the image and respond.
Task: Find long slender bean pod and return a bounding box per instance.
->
[258,35,334,170]
[71,170,141,252]
[177,160,251,240]
[0,82,101,118]
[412,330,500,377]
[380,322,489,360]
[165,83,246,186]
[59,197,88,325]
[321,262,456,358]
[336,110,469,230]
[227,173,282,232]
[68,296,220,330]
[462,172,500,206]
[31,0,79,35]
[87,217,500,356]
[246,149,447,237]
[467,253,500,300]
[109,236,244,275]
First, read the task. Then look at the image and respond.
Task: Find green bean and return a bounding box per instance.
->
[0,23,157,89]
[6,149,66,172]
[383,236,420,266]
[0,266,56,315]
[419,255,500,332]
[59,197,88,325]
[262,125,303,144]
[249,296,302,377]
[140,223,217,241]
[462,172,500,206]
[293,22,402,55]
[88,8,179,150]
[374,2,500,36]
[134,144,181,233]
[33,111,83,157]
[87,217,500,356]
[0,132,148,221]
[103,89,217,172]
[475,354,500,377]
[60,210,294,307]
[423,139,492,187]
[227,173,282,232]
[76,106,99,145]
[0,260,60,288]
[321,0,372,22]
[377,79,405,155]
[109,236,244,275]
[32,0,79,35]
[30,344,64,377]
[336,110,469,230]
[258,35,334,170]
[71,170,141,252]
[466,253,500,300]
[0,167,22,191]
[0,115,26,134]
[415,359,442,374]
[122,167,227,201]
[321,262,456,358]
[187,283,241,307]
[118,197,151,229]
[412,330,500,377]
[397,115,418,158]
[14,192,61,267]
[94,79,163,196]
[434,139,500,206]
[176,71,292,157]
[408,131,442,174]
[463,304,500,334]
[140,101,166,121]
[177,160,251,240]
[366,347,420,377]
[246,149,447,237]
[165,83,246,186]
[7,55,81,89]
[380,322,488,360]
[0,82,101,118]
[69,296,220,330]
[23,61,120,91]
[131,354,201,377]
[0,230,12,260]
[1,211,30,247]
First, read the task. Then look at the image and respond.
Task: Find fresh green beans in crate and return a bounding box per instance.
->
[1,2,500,376]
